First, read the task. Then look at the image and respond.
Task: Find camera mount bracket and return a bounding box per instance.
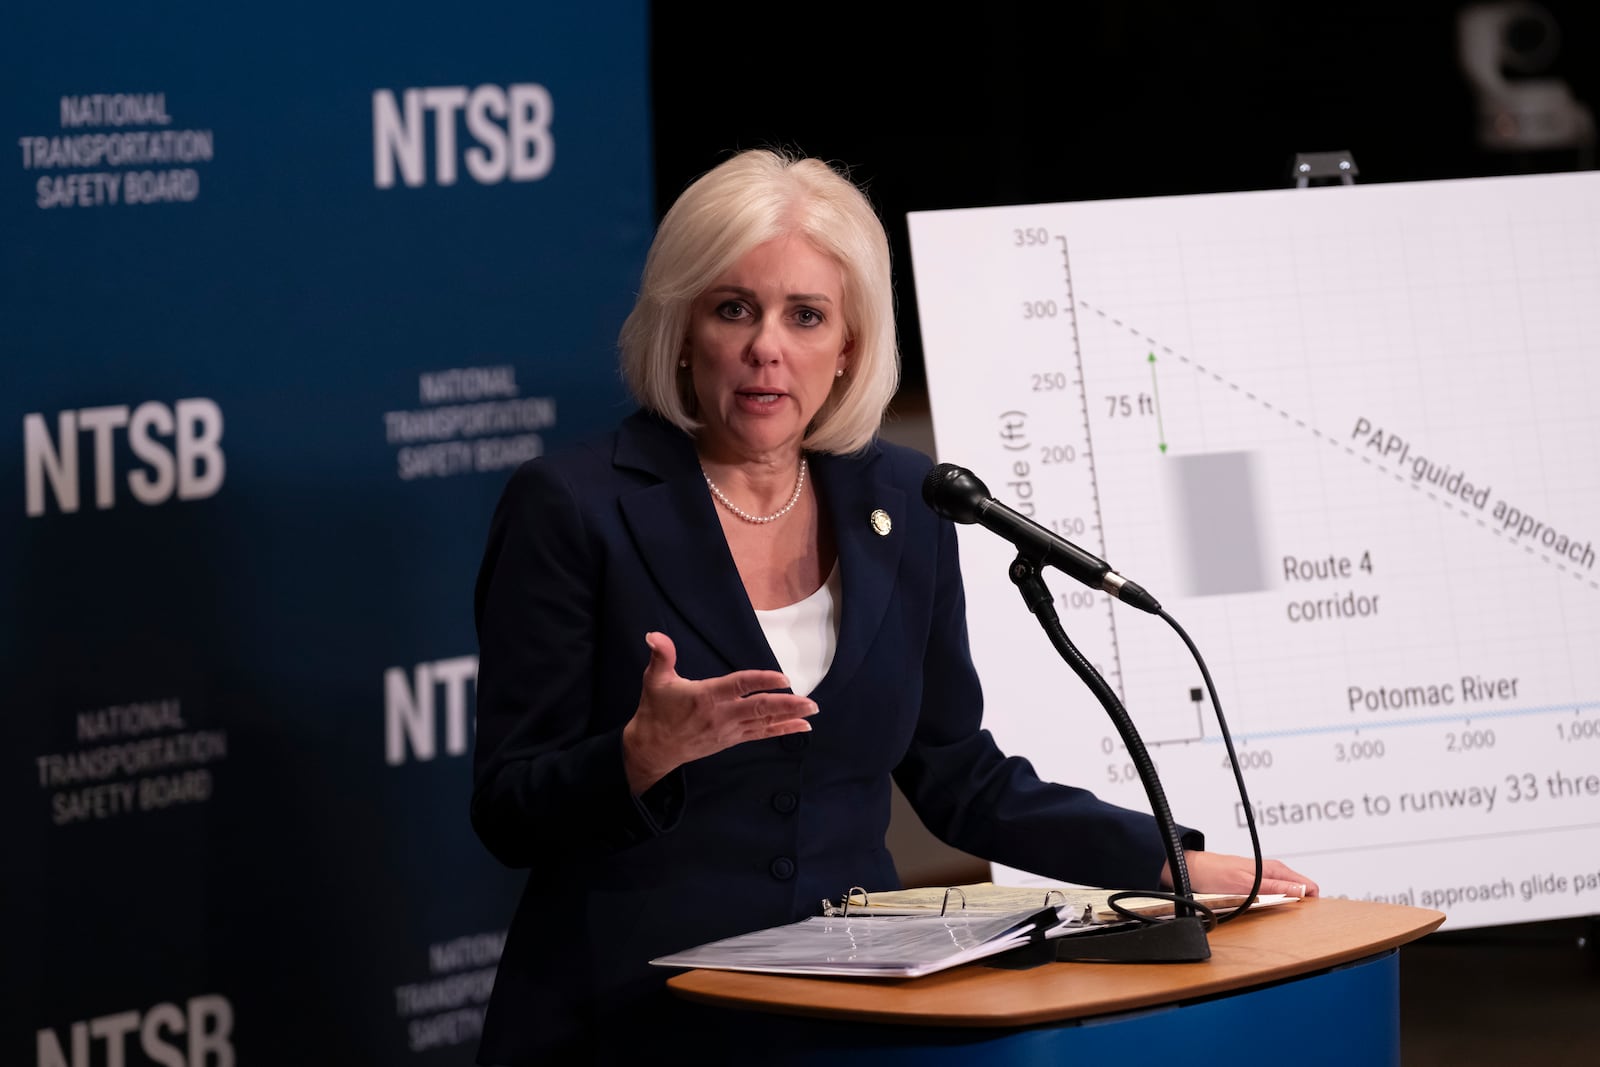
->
[1291,150,1359,187]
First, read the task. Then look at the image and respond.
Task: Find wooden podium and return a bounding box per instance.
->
[667,897,1443,1065]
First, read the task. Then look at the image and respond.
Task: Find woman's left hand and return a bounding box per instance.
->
[1161,851,1319,898]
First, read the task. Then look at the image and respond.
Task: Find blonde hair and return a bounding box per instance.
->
[619,148,899,454]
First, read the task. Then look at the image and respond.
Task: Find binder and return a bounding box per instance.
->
[649,903,1077,979]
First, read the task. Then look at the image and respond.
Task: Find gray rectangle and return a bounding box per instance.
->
[1167,451,1269,596]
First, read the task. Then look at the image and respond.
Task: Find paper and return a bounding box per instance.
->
[841,882,1295,921]
[650,907,1062,979]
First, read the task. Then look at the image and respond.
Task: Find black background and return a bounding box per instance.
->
[650,1,1599,393]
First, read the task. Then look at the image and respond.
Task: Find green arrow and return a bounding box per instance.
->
[1148,352,1167,453]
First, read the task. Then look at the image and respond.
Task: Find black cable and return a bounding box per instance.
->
[1105,890,1218,929]
[1157,607,1264,924]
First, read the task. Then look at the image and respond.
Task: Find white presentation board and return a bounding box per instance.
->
[907,171,1600,929]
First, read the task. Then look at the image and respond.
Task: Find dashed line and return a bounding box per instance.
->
[1077,297,1599,593]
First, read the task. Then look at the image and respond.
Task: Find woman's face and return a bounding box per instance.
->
[683,234,852,464]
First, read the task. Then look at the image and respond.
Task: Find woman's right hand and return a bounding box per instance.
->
[621,631,818,794]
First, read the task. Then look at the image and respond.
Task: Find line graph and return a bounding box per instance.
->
[907,171,1600,929]
[1076,296,1600,592]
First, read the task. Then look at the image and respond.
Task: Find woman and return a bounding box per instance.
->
[470,149,1316,1064]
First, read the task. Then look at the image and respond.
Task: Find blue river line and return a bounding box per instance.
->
[1188,697,1600,745]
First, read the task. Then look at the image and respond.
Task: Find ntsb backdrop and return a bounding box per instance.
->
[1,3,649,1062]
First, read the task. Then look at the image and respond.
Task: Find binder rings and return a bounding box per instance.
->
[827,881,1282,921]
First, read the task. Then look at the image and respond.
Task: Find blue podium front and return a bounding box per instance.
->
[713,951,1398,1067]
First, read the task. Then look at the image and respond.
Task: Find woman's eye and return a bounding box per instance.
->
[717,301,749,320]
[794,307,823,327]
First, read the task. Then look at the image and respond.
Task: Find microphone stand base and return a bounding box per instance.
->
[983,916,1212,969]
[1052,916,1212,963]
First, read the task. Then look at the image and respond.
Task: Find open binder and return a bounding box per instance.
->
[649,903,1080,979]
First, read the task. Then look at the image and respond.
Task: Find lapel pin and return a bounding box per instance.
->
[870,509,892,536]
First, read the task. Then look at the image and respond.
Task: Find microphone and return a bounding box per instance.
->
[921,463,1161,614]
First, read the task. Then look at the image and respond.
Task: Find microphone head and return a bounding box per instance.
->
[921,463,990,524]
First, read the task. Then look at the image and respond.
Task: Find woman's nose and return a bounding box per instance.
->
[744,319,782,365]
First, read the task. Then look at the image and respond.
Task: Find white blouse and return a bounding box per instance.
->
[752,563,841,697]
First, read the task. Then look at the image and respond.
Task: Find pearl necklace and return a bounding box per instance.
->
[703,458,808,524]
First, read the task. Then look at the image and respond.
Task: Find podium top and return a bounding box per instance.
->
[667,896,1443,1027]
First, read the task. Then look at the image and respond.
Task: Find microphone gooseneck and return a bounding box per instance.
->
[921,462,1160,614]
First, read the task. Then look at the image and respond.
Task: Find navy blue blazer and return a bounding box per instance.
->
[470,410,1196,1064]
